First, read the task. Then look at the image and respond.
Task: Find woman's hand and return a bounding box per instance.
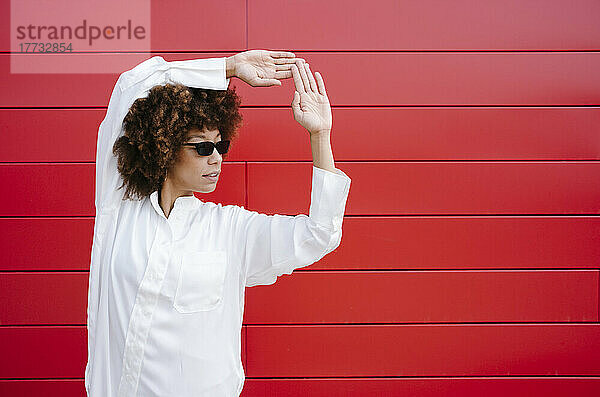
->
[290,60,331,135]
[229,49,301,87]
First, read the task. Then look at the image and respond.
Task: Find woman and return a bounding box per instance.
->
[85,49,351,397]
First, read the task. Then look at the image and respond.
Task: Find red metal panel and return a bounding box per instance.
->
[248,162,600,215]
[0,109,104,162]
[2,271,596,325]
[0,0,246,52]
[150,0,246,52]
[0,108,248,163]
[0,325,247,380]
[245,325,600,377]
[240,53,600,106]
[0,380,84,397]
[332,217,600,270]
[2,161,598,215]
[2,53,600,107]
[233,107,600,161]
[0,53,234,107]
[2,108,599,163]
[249,0,600,50]
[1,216,599,272]
[0,218,93,271]
[0,162,246,216]
[0,164,94,216]
[0,327,86,378]
[0,273,87,325]
[244,271,598,323]
[2,325,599,378]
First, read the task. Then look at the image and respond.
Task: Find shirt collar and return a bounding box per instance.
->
[149,190,202,218]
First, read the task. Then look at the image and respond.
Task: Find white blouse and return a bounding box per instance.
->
[85,55,352,397]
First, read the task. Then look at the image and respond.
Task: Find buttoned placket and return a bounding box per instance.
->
[117,211,174,397]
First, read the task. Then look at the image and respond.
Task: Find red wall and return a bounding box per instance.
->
[1,0,600,395]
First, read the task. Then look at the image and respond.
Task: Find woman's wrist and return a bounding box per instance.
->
[309,128,331,138]
[226,55,237,79]
[310,130,335,173]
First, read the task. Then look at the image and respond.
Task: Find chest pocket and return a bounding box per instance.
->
[173,250,227,313]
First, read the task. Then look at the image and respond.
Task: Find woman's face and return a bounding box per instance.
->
[167,127,223,194]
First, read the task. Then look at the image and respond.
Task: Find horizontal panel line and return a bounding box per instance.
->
[0,51,243,55]
[0,271,90,273]
[0,377,84,380]
[2,160,600,165]
[1,268,598,274]
[291,268,600,272]
[2,105,600,110]
[245,321,600,326]
[1,215,599,219]
[7,319,589,328]
[2,50,600,54]
[1,376,600,380]
[341,214,600,217]
[244,375,600,379]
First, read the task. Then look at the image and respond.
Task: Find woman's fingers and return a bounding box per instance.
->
[315,71,327,96]
[290,59,324,95]
[273,57,303,65]
[275,64,296,73]
[274,70,292,79]
[304,63,319,93]
[291,91,301,118]
[274,64,293,80]
[296,59,311,93]
[270,51,295,58]
[291,63,306,93]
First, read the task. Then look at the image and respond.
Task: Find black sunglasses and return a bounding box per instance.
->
[182,140,230,156]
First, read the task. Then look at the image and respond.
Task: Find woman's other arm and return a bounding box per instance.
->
[236,59,352,287]
[95,55,230,213]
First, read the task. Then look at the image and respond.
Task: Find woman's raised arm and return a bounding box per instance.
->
[95,55,231,213]
[233,59,352,287]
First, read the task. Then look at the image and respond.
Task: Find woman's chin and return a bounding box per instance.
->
[198,183,217,193]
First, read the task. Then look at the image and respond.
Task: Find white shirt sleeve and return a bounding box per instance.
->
[235,165,351,287]
[95,55,230,214]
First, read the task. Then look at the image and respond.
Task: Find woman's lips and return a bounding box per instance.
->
[203,174,219,182]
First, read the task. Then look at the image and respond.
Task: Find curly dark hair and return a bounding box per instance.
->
[112,83,243,201]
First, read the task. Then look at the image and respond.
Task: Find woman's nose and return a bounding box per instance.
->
[209,149,222,161]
